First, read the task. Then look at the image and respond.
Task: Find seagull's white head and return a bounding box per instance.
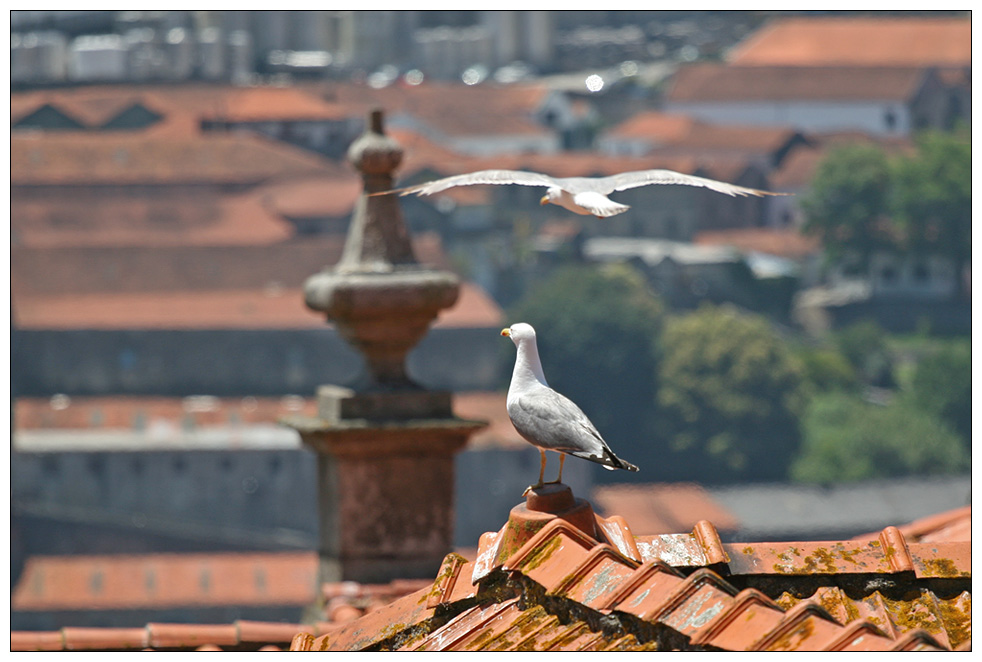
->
[501,322,536,346]
[540,187,562,207]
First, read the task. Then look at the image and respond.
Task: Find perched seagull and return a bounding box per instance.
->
[372,168,786,218]
[501,322,638,494]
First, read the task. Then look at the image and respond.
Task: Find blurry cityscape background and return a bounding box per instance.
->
[9,10,971,631]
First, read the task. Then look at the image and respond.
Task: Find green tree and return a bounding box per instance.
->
[802,143,894,268]
[910,340,971,450]
[506,263,665,474]
[833,319,895,387]
[791,392,969,483]
[792,344,860,395]
[656,304,807,482]
[891,130,971,297]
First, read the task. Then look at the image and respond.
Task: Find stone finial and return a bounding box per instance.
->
[303,109,460,388]
[338,108,415,272]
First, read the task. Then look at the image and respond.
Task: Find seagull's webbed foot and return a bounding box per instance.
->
[522,482,544,497]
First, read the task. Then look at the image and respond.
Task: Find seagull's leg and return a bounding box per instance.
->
[545,453,565,485]
[523,449,548,496]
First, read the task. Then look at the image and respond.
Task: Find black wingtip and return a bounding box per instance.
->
[606,450,639,472]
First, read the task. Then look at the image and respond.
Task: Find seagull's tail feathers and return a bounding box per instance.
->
[571,448,639,472]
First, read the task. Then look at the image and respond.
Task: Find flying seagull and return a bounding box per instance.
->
[502,322,638,494]
[372,168,786,218]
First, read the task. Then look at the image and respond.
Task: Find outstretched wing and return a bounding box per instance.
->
[372,169,560,197]
[593,169,788,198]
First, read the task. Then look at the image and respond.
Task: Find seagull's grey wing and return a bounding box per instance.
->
[510,388,606,454]
[378,169,560,197]
[510,388,637,471]
[592,169,785,198]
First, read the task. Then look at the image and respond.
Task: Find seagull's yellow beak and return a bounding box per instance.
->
[501,328,511,337]
[539,195,549,206]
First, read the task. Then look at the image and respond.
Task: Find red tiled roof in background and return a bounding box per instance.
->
[606,110,799,154]
[605,111,696,144]
[200,86,356,123]
[668,63,931,103]
[258,174,363,219]
[729,16,971,67]
[315,80,553,138]
[855,505,971,544]
[11,620,331,652]
[12,279,500,331]
[694,228,821,260]
[10,234,450,298]
[592,483,740,537]
[11,132,334,186]
[12,552,316,612]
[12,187,298,248]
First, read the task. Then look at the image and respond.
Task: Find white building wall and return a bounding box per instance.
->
[68,34,128,81]
[666,100,911,136]
[449,133,560,157]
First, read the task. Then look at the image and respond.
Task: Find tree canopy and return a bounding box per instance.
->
[802,130,971,295]
[802,143,893,267]
[790,391,969,483]
[656,304,807,483]
[910,340,971,450]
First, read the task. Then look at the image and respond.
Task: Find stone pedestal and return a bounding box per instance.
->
[289,386,483,583]
[283,109,486,589]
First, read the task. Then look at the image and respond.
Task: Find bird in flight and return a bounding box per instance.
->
[502,322,638,495]
[372,168,786,218]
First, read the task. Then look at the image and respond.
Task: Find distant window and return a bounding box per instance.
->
[913,262,930,282]
[884,109,897,132]
[881,266,897,283]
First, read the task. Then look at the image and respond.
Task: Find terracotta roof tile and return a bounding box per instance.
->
[606,110,798,154]
[202,87,354,123]
[314,80,553,139]
[11,619,323,652]
[855,504,971,543]
[12,552,317,611]
[303,484,969,651]
[12,279,496,331]
[11,234,449,298]
[11,131,334,186]
[668,63,930,103]
[258,174,363,219]
[12,187,297,248]
[729,16,971,67]
[10,487,971,652]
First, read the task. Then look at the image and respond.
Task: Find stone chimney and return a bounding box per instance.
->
[284,110,485,589]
